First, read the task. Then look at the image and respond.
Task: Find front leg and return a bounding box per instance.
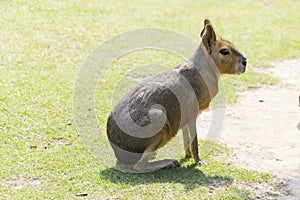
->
[188,120,206,166]
[182,125,191,158]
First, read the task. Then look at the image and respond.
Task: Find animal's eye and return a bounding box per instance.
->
[219,48,230,55]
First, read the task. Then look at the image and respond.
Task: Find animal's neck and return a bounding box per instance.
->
[187,43,220,100]
[189,43,220,78]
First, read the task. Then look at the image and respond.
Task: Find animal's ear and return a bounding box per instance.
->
[200,19,211,37]
[201,22,216,54]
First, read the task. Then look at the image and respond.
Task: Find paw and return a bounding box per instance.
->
[185,150,192,158]
[185,154,191,159]
[196,160,207,166]
[185,153,192,159]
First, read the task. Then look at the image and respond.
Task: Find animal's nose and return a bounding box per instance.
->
[242,60,247,66]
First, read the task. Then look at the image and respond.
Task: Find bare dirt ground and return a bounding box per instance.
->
[197,58,300,199]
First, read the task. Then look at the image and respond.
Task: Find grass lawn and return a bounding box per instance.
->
[0,0,299,199]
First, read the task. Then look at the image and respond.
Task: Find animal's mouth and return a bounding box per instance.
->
[237,59,247,74]
[239,66,246,74]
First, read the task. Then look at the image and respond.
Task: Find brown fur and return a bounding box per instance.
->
[106,19,247,172]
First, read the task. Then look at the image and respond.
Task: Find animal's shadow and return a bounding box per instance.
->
[100,159,233,192]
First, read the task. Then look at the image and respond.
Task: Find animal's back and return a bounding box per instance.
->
[106,69,182,165]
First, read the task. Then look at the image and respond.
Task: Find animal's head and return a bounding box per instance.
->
[200,19,247,74]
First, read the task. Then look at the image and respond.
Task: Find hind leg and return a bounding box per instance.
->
[132,150,156,171]
[146,159,180,170]
[133,150,179,172]
[133,134,180,172]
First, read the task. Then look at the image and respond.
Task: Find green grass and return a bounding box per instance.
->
[0,0,299,199]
